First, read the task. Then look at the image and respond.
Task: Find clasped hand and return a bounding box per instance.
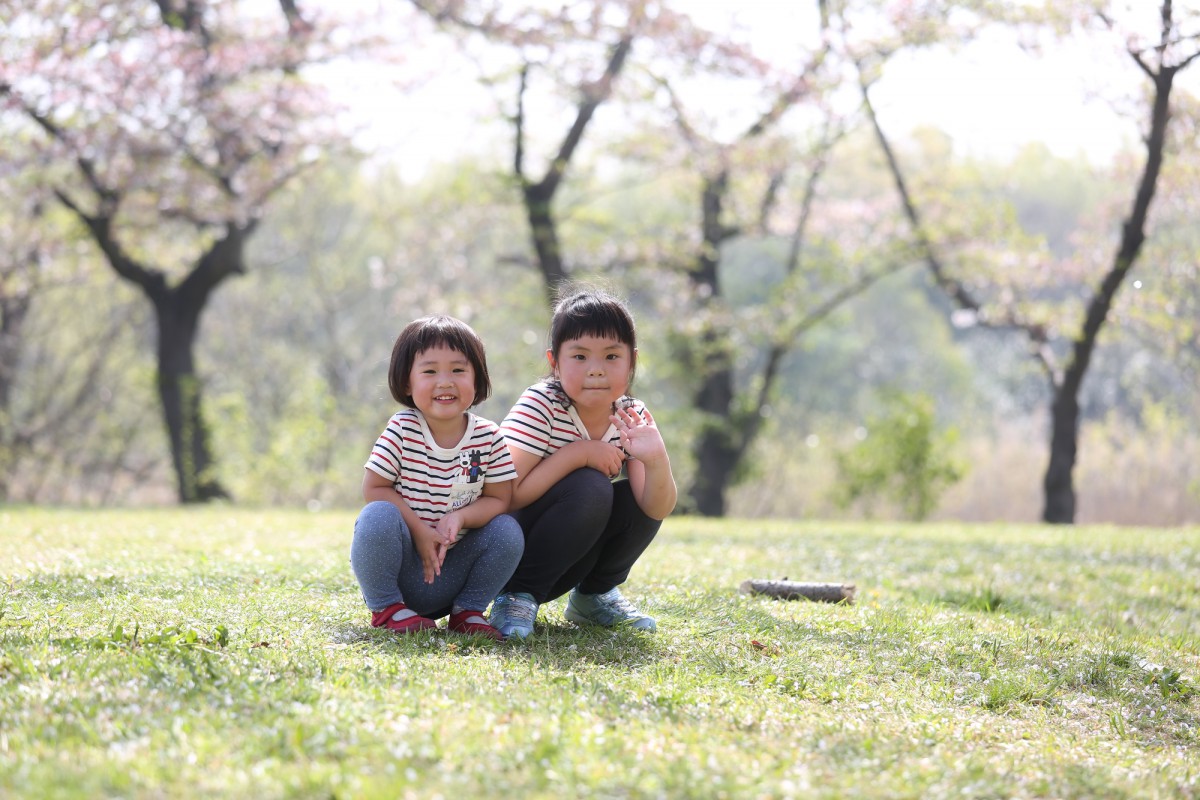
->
[414,511,466,584]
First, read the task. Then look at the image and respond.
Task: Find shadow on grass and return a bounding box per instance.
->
[339,609,667,669]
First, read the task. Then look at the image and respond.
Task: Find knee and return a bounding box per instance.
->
[560,468,614,511]
[490,514,525,560]
[353,501,404,543]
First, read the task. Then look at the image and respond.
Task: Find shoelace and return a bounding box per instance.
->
[504,595,537,623]
[599,591,638,615]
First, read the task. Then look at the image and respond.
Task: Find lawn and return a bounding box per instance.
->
[1,507,1197,799]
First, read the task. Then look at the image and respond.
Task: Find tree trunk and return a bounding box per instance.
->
[689,407,738,516]
[523,183,567,302]
[1040,63,1176,523]
[63,214,251,504]
[1042,388,1079,524]
[154,289,228,503]
[686,170,740,517]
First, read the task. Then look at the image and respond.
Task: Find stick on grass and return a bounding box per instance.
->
[739,579,856,604]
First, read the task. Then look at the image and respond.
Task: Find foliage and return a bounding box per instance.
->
[861,0,1200,522]
[1,3,1198,521]
[0,0,353,502]
[0,268,170,504]
[204,156,540,507]
[831,391,965,520]
[1,508,1198,797]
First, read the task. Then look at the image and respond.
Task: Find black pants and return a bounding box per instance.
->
[507,468,661,603]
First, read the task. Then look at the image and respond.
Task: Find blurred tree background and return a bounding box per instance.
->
[1,0,1197,525]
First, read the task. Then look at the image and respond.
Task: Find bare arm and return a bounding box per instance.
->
[615,407,676,520]
[507,439,626,510]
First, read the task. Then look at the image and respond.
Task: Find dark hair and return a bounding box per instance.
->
[388,315,491,409]
[548,286,638,388]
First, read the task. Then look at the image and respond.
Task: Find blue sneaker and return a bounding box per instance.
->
[488,592,538,640]
[564,587,656,632]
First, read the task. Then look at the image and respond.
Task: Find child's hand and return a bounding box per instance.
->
[572,439,626,480]
[435,512,465,548]
[412,524,446,584]
[612,406,667,466]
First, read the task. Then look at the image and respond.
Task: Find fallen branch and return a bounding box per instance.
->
[739,579,856,604]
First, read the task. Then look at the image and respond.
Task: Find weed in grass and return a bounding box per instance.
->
[940,584,1005,613]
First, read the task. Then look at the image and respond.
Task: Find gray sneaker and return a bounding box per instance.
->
[488,592,538,640]
[565,587,656,632]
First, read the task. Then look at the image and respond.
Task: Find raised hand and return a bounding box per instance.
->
[611,406,667,466]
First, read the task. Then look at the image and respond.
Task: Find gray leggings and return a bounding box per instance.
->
[350,500,524,618]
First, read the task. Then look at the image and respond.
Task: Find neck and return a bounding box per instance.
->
[574,403,613,438]
[424,412,468,449]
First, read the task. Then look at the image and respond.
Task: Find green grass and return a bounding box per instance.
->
[2,508,1198,799]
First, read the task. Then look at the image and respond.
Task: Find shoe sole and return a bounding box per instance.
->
[499,626,534,640]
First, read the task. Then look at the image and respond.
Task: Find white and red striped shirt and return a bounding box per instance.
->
[501,382,646,458]
[365,409,515,526]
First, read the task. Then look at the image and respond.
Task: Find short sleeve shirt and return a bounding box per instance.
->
[365,409,515,527]
[501,382,646,458]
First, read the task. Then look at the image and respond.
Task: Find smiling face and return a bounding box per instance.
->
[406,344,476,426]
[549,334,634,418]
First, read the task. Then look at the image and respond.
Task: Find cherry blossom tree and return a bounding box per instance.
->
[0,0,343,502]
[409,0,937,516]
[409,0,678,300]
[862,0,1200,523]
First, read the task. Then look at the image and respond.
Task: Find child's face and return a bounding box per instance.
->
[549,334,634,415]
[408,344,475,425]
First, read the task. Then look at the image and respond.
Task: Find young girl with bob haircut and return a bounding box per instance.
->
[489,287,677,639]
[351,315,523,640]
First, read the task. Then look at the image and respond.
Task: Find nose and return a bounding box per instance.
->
[587,362,605,376]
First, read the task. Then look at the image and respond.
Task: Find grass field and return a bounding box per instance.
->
[1,508,1197,799]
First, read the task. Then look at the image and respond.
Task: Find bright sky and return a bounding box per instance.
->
[871,32,1144,164]
[319,1,1166,174]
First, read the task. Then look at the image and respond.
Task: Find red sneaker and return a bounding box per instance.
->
[371,602,436,633]
[448,609,502,640]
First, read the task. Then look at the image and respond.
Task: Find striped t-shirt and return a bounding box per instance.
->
[365,409,515,526]
[501,382,645,458]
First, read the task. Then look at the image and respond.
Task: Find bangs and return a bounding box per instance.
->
[389,314,491,407]
[414,321,478,357]
[552,294,636,352]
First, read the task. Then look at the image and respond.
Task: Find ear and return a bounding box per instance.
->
[546,348,557,375]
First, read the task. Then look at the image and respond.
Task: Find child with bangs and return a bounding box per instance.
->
[350,315,523,640]
[489,287,677,639]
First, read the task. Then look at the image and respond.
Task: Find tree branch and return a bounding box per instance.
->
[514,61,529,180]
[859,71,1059,383]
[532,34,633,197]
[655,75,702,153]
[52,189,165,298]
